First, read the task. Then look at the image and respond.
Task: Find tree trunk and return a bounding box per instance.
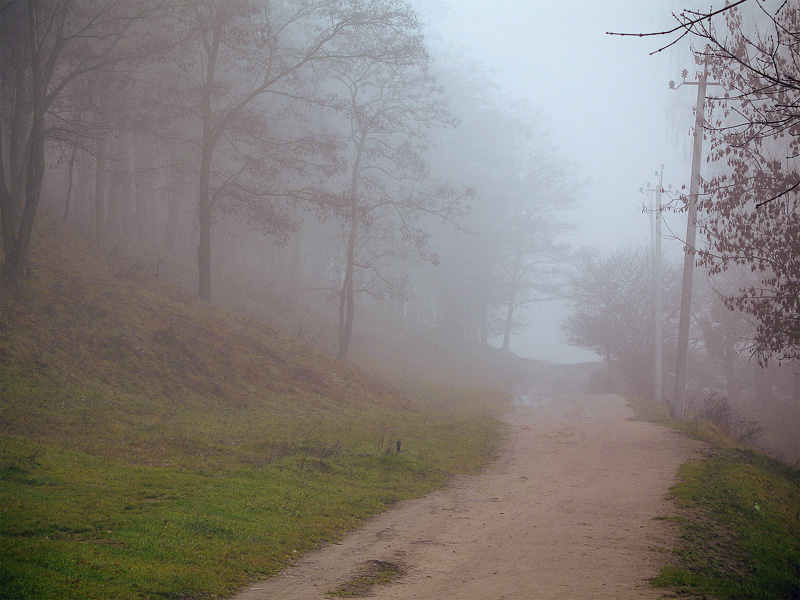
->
[1,7,46,295]
[1,134,43,294]
[791,371,800,459]
[1,59,30,258]
[337,215,358,361]
[61,146,77,224]
[285,226,304,308]
[337,265,355,361]
[163,164,181,258]
[501,295,515,352]
[197,146,213,302]
[94,135,108,247]
[131,133,149,252]
[501,253,522,353]
[196,18,221,303]
[105,137,124,246]
[337,131,366,361]
[78,151,92,233]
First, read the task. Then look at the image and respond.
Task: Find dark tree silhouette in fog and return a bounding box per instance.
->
[0,0,161,295]
[562,247,681,397]
[325,23,466,361]
[162,0,431,303]
[419,58,578,352]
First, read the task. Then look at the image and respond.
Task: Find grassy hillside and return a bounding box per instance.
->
[628,397,800,599]
[0,219,511,599]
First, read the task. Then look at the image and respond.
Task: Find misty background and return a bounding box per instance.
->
[420,0,691,362]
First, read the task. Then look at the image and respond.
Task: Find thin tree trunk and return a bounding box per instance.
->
[196,18,222,303]
[2,133,43,293]
[337,215,358,361]
[1,60,29,256]
[337,131,366,361]
[197,148,213,302]
[502,295,515,352]
[105,137,123,246]
[94,135,108,247]
[502,253,522,352]
[163,164,181,258]
[61,146,77,223]
[130,134,145,251]
[78,151,92,234]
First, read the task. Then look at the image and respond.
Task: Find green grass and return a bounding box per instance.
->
[0,219,510,599]
[0,439,454,599]
[628,396,800,599]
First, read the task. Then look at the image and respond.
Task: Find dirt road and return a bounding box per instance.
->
[234,378,705,599]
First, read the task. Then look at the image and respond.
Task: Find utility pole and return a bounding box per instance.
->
[641,166,669,405]
[669,59,720,419]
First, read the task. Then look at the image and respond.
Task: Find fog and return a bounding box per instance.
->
[418,0,692,362]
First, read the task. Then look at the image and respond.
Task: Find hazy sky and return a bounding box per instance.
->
[419,0,699,362]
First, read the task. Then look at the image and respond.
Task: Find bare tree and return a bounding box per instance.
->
[472,102,577,354]
[160,0,431,303]
[561,248,682,398]
[324,26,466,360]
[694,274,752,404]
[495,151,575,353]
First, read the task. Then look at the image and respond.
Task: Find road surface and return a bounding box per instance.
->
[233,377,705,599]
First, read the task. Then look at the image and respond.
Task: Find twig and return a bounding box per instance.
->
[755,179,800,207]
[605,0,750,39]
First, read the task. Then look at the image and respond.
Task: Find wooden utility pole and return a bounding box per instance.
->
[654,167,665,405]
[670,60,718,419]
[641,167,667,405]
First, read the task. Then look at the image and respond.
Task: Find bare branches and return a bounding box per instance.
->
[606,0,750,54]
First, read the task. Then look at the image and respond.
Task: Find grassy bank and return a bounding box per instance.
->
[0,220,509,599]
[627,397,800,599]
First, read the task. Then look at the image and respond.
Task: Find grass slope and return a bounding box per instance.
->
[0,219,509,599]
[628,397,800,599]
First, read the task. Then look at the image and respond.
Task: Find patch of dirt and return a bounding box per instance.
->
[328,559,406,597]
[233,386,705,599]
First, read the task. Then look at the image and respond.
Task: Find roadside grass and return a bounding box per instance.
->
[0,219,510,600]
[627,396,800,600]
[0,437,455,599]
